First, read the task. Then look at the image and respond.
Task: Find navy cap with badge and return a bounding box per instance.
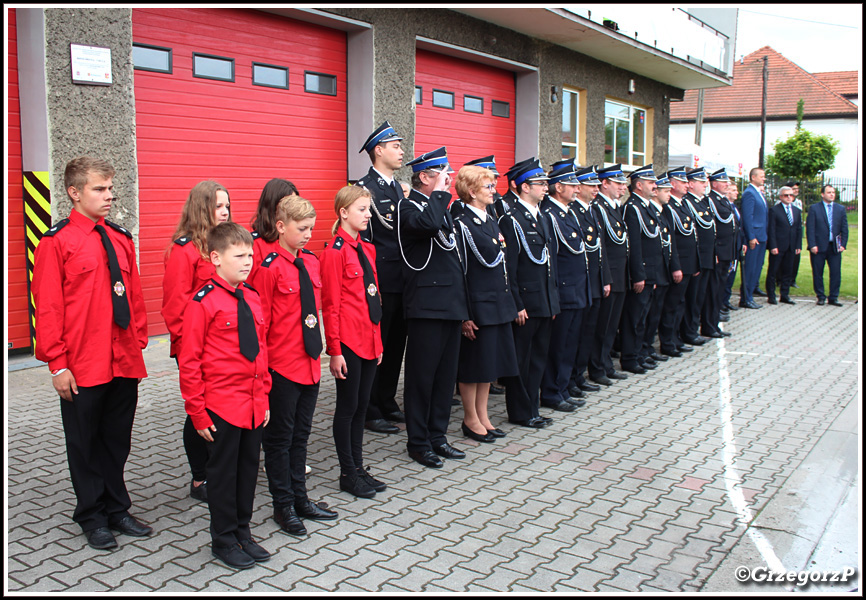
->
[464,155,500,176]
[547,159,580,185]
[708,168,730,183]
[406,146,454,173]
[667,165,688,182]
[576,166,602,186]
[360,120,403,154]
[686,166,708,181]
[655,175,672,189]
[629,163,656,181]
[512,157,549,186]
[596,163,628,183]
[505,157,536,182]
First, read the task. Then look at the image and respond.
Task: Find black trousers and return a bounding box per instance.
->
[333,344,377,474]
[810,249,842,301]
[682,270,709,341]
[366,292,406,421]
[505,316,553,422]
[263,371,319,510]
[659,274,690,352]
[175,357,208,482]
[590,290,626,378]
[767,250,796,300]
[643,282,668,358]
[570,297,601,387]
[541,307,584,404]
[205,409,262,548]
[620,286,653,368]
[702,261,730,336]
[60,377,138,532]
[403,318,460,453]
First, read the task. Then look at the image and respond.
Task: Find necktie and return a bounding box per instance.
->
[354,242,382,325]
[826,204,833,241]
[786,205,793,226]
[293,256,323,358]
[94,224,131,329]
[392,180,403,199]
[234,287,259,362]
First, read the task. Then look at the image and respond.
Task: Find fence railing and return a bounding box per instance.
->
[732,174,859,212]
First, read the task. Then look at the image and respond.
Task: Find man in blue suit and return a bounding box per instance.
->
[738,167,768,309]
[806,185,849,306]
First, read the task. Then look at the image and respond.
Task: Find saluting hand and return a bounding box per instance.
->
[53,369,78,402]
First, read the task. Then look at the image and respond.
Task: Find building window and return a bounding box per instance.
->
[252,63,288,89]
[305,72,337,96]
[193,53,234,82]
[491,100,510,118]
[415,86,422,104]
[464,95,483,114]
[133,44,171,74]
[561,88,580,160]
[604,99,647,167]
[432,90,454,109]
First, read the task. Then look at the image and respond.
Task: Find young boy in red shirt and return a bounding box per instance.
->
[179,222,272,570]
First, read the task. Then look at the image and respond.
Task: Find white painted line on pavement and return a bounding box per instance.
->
[715,336,787,573]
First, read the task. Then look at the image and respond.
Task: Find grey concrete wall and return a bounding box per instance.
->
[43,8,139,235]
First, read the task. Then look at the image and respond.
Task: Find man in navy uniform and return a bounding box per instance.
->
[680,167,714,346]
[498,158,559,428]
[539,160,592,412]
[587,164,630,386]
[493,158,532,219]
[568,166,610,396]
[702,168,737,337]
[398,147,470,468]
[356,121,407,434]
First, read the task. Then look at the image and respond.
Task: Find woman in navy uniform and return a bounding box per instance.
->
[453,165,518,443]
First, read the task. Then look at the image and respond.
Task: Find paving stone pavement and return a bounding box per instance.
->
[6,296,860,593]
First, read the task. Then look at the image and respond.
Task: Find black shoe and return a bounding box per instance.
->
[608,371,628,380]
[239,538,270,562]
[720,331,732,337]
[589,374,613,386]
[462,422,495,443]
[357,466,387,492]
[85,527,117,550]
[642,356,657,366]
[274,505,307,536]
[339,472,377,498]
[212,544,255,569]
[566,396,587,408]
[767,297,777,305]
[702,331,724,339]
[621,363,646,375]
[486,428,507,438]
[577,380,601,392]
[780,297,796,305]
[753,288,767,297]
[190,479,208,503]
[489,383,505,395]
[649,352,668,362]
[719,314,730,322]
[660,348,683,358]
[817,298,825,305]
[408,450,444,468]
[677,344,693,352]
[725,302,740,311]
[567,386,586,398]
[433,442,466,460]
[639,360,657,370]
[109,515,153,537]
[540,399,577,412]
[684,336,707,346]
[829,299,843,306]
[295,499,338,520]
[365,419,400,434]
[382,410,406,423]
[509,416,552,429]
[739,300,762,309]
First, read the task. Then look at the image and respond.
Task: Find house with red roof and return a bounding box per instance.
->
[669,46,858,182]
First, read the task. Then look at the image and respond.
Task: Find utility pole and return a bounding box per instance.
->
[694,88,704,146]
[758,55,768,168]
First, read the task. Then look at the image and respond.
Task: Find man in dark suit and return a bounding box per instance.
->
[766,185,802,304]
[806,185,848,306]
[499,158,559,428]
[398,147,470,468]
[357,121,407,434]
[701,168,737,338]
[739,167,768,309]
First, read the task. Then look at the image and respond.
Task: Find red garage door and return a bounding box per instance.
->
[133,8,347,335]
[415,49,515,196]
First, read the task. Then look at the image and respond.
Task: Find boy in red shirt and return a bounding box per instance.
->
[179,223,272,570]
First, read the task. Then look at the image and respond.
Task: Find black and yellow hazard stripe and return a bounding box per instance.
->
[23,171,51,350]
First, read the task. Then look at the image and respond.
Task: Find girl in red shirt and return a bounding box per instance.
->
[250,178,300,266]
[320,186,385,499]
[162,180,230,503]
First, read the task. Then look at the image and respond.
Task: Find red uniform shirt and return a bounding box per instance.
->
[248,239,322,385]
[320,227,383,360]
[32,209,148,386]
[179,275,271,431]
[161,237,216,357]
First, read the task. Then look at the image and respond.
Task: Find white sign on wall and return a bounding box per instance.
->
[70,43,112,85]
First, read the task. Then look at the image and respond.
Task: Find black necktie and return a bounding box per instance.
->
[94,224,130,329]
[234,287,259,362]
[293,256,323,358]
[392,181,403,199]
[355,242,382,325]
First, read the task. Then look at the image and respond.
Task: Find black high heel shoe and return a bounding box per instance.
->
[486,428,506,438]
[462,422,495,443]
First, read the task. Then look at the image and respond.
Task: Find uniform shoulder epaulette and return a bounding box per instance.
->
[105,219,133,238]
[174,236,192,246]
[193,283,215,302]
[261,251,279,267]
[332,236,345,250]
[42,218,70,237]
[251,230,260,239]
[301,248,316,257]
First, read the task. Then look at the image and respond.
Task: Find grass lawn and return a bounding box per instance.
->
[731,210,859,300]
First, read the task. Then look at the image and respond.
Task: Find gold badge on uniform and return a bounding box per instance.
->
[587,235,593,241]
[560,212,566,218]
[113,281,126,297]
[305,314,318,329]
[390,204,395,211]
[588,226,593,232]
[571,232,577,238]
[367,283,378,296]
